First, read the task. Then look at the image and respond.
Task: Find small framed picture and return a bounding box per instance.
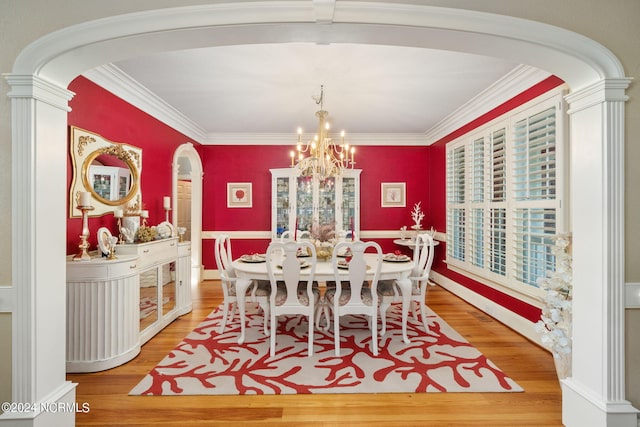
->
[227,182,252,208]
[381,182,406,207]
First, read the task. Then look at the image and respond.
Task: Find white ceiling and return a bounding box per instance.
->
[113,42,521,137]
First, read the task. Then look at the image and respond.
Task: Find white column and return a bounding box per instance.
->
[2,75,76,426]
[564,78,638,427]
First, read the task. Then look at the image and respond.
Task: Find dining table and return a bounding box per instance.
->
[232,251,415,346]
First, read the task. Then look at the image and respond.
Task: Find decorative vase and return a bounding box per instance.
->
[314,240,334,261]
[553,351,571,380]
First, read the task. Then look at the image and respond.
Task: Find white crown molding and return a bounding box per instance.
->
[84,63,550,147]
[83,64,207,143]
[202,132,429,146]
[423,65,551,143]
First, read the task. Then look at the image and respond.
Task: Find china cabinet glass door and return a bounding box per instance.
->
[318,177,336,226]
[275,176,291,237]
[271,168,360,240]
[296,175,314,232]
[341,176,357,234]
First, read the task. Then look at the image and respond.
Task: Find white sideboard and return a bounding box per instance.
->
[66,237,192,373]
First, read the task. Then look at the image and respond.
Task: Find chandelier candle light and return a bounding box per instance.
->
[291,85,356,179]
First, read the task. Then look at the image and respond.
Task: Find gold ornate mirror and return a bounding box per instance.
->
[70,126,142,217]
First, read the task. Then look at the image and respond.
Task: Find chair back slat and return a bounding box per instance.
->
[266,241,317,307]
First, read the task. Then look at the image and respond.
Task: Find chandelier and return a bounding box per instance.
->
[290,85,355,179]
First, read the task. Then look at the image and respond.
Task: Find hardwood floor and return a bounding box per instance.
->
[67,280,562,426]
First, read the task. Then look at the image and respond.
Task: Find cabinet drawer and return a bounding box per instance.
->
[117,238,178,269]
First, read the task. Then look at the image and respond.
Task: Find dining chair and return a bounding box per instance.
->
[266,240,319,357]
[378,233,436,335]
[280,229,309,242]
[325,240,383,356]
[214,234,270,335]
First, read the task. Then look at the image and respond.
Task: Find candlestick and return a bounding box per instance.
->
[73,205,95,261]
[290,150,295,167]
[163,196,171,210]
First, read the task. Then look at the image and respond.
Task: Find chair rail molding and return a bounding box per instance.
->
[626,283,640,308]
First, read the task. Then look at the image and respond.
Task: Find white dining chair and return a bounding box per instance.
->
[214,234,270,335]
[265,240,319,357]
[325,240,383,356]
[378,233,436,335]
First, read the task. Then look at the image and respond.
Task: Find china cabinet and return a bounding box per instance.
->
[66,238,191,372]
[270,168,361,239]
[88,165,131,201]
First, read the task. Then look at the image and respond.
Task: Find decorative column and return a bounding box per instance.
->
[4,74,77,425]
[563,78,637,427]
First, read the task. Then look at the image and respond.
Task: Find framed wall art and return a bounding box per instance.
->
[381,182,406,207]
[227,182,252,208]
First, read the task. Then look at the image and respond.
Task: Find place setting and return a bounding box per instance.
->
[239,253,266,263]
[383,250,411,263]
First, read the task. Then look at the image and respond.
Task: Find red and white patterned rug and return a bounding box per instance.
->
[130,304,522,395]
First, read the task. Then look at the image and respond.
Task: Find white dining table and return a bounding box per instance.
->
[232,252,415,346]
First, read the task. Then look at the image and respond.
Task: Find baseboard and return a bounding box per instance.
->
[0,381,77,426]
[430,271,543,346]
[561,378,639,427]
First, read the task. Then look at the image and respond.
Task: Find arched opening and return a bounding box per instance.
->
[5,3,633,426]
[172,142,204,286]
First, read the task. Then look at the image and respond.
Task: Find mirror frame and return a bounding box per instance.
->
[70,126,143,217]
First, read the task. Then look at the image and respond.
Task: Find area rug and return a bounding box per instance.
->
[130,304,522,395]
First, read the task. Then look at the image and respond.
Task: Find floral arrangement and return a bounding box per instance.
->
[135,225,157,243]
[310,222,336,260]
[310,222,336,243]
[410,202,424,230]
[535,233,572,372]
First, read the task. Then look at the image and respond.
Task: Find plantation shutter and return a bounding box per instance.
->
[512,106,558,287]
[447,145,466,261]
[469,137,485,267]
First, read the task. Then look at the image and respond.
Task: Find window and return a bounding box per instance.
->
[445,90,567,297]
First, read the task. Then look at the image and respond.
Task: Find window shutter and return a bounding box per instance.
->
[447,145,466,261]
[491,128,506,202]
[513,208,556,286]
[489,208,506,276]
[513,107,556,201]
[445,90,565,295]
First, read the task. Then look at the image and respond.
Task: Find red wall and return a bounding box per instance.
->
[66,76,202,254]
[200,145,430,269]
[67,74,563,323]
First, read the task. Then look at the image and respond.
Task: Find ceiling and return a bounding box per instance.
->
[113,42,521,138]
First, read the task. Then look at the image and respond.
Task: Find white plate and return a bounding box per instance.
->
[240,254,266,263]
[97,227,113,256]
[157,221,175,238]
[383,253,411,262]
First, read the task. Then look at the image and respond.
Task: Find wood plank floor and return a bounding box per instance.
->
[67,280,563,426]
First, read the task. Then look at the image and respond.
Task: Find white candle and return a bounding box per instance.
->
[163,196,171,209]
[79,191,91,207]
[140,210,149,218]
[114,209,123,218]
